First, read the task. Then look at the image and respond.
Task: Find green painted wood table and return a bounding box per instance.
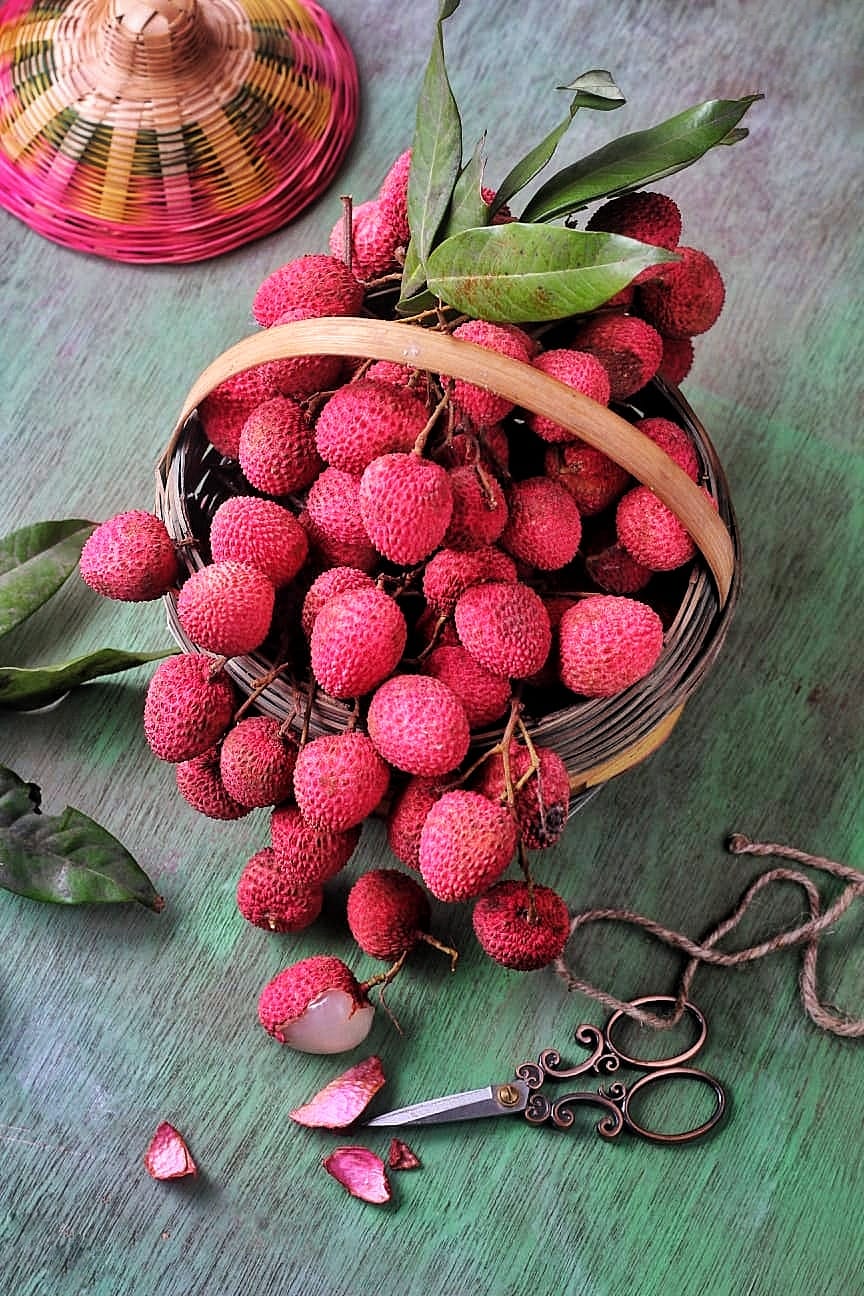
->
[1,2,862,1293]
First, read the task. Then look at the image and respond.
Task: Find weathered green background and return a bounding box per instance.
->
[1,1,862,1293]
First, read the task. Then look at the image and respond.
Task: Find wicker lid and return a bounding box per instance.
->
[0,0,359,262]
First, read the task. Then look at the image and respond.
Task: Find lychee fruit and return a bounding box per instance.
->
[252,254,364,327]
[377,148,412,245]
[500,477,582,570]
[367,674,470,776]
[198,370,266,458]
[544,443,630,516]
[419,790,518,902]
[568,314,663,400]
[422,546,517,618]
[454,581,551,679]
[310,585,407,698]
[657,335,694,385]
[143,653,236,763]
[385,776,444,869]
[258,304,345,399]
[443,464,509,550]
[585,543,652,594]
[270,804,360,886]
[300,509,378,573]
[175,747,251,820]
[475,741,570,848]
[80,510,179,602]
[636,246,725,338]
[306,466,370,549]
[359,453,454,565]
[635,416,700,480]
[301,566,376,638]
[616,485,713,571]
[314,380,428,475]
[364,359,422,390]
[586,191,682,256]
[328,200,401,280]
[238,396,320,496]
[236,848,323,932]
[445,319,533,426]
[472,880,570,970]
[177,561,275,657]
[258,955,374,1053]
[209,496,308,587]
[526,349,611,443]
[425,644,511,730]
[293,732,390,831]
[346,869,430,960]
[559,595,664,697]
[219,715,298,808]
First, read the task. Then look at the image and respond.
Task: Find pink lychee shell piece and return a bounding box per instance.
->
[323,1147,392,1204]
[290,1056,387,1128]
[388,1138,422,1171]
[143,1122,197,1180]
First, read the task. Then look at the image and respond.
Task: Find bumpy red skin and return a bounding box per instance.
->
[301,566,375,638]
[585,543,652,595]
[635,417,700,480]
[500,477,582,571]
[310,585,407,698]
[446,319,533,426]
[443,465,509,550]
[144,653,236,763]
[252,254,364,327]
[346,868,431,960]
[422,546,517,618]
[559,595,664,697]
[270,805,360,885]
[314,380,428,475]
[176,747,251,820]
[219,716,298,808]
[367,675,470,777]
[425,644,512,730]
[586,191,682,260]
[177,561,275,657]
[80,510,179,602]
[238,397,320,496]
[568,314,664,400]
[359,453,454,565]
[544,443,631,516]
[258,955,365,1043]
[454,581,552,679]
[306,467,370,548]
[328,200,401,279]
[236,848,323,933]
[476,741,570,849]
[636,246,725,338]
[300,510,378,574]
[657,336,694,385]
[258,305,345,399]
[377,148,412,245]
[472,880,571,970]
[364,360,422,390]
[209,496,308,587]
[199,372,266,458]
[419,790,518,902]
[616,485,702,571]
[385,776,444,869]
[527,350,611,443]
[293,732,391,831]
[440,424,510,475]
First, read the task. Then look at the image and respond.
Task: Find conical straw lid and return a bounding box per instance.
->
[0,0,359,262]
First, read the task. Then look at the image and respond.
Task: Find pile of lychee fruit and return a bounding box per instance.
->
[79,147,727,1053]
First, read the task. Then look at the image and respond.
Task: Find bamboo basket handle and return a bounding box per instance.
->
[171,316,735,605]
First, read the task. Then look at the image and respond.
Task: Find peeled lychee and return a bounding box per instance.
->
[637,246,725,338]
[559,595,664,697]
[385,776,444,869]
[475,740,570,848]
[359,453,454,565]
[472,880,570,970]
[80,511,179,602]
[419,790,518,902]
[293,732,390,831]
[527,350,611,443]
[258,955,374,1053]
[454,581,551,679]
[500,477,582,570]
[443,465,508,550]
[544,443,630,516]
[144,653,236,763]
[219,716,298,808]
[328,200,401,279]
[236,848,323,932]
[445,319,533,426]
[568,314,663,400]
[310,585,407,698]
[347,868,431,960]
[176,748,251,820]
[425,644,511,730]
[209,496,308,587]
[252,254,364,327]
[177,561,275,657]
[367,674,470,776]
[270,805,360,886]
[301,566,375,638]
[238,396,320,496]
[314,380,428,475]
[422,546,517,618]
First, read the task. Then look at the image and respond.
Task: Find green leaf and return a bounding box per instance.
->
[398,235,428,303]
[521,94,762,222]
[438,134,490,240]
[0,765,163,910]
[406,0,463,266]
[558,69,627,111]
[0,519,95,639]
[426,223,676,322]
[0,647,174,711]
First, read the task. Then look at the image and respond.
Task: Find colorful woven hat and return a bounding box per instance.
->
[0,0,359,262]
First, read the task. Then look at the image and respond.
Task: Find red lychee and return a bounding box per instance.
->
[377,148,412,245]
[367,674,470,776]
[544,443,630,516]
[175,747,251,820]
[657,335,695,385]
[443,464,508,550]
[258,955,374,1053]
[198,371,265,458]
[306,466,370,549]
[454,581,551,679]
[328,200,401,280]
[422,545,517,618]
[586,191,682,255]
[177,561,275,657]
[472,880,570,970]
[301,566,376,638]
[236,848,323,932]
[445,319,533,426]
[616,485,712,571]
[314,380,428,475]
[293,732,390,831]
[475,740,570,848]
[80,510,179,602]
[359,453,454,565]
[300,509,378,573]
[385,776,444,869]
[637,246,725,338]
[364,359,423,390]
[143,653,236,763]
[559,595,664,697]
[209,496,308,587]
[568,314,663,400]
[258,304,345,399]
[219,716,298,808]
[419,790,518,902]
[527,349,611,443]
[635,416,700,480]
[500,477,582,570]
[425,644,511,730]
[310,585,407,698]
[270,805,360,886]
[238,397,320,496]
[252,254,364,327]
[346,868,431,960]
[585,543,652,594]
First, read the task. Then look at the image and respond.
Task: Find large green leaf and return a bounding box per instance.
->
[406,0,463,267]
[0,519,95,638]
[0,765,163,910]
[399,235,428,303]
[438,134,490,242]
[426,224,676,322]
[0,647,174,711]
[490,71,625,218]
[521,94,762,222]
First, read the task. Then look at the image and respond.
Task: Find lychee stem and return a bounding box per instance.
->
[339,194,353,274]
[207,656,228,679]
[300,676,317,747]
[472,459,500,509]
[417,931,459,971]
[360,948,409,993]
[404,612,448,664]
[447,694,520,788]
[412,389,450,457]
[349,358,375,383]
[517,841,538,924]
[363,271,404,289]
[345,697,361,732]
[233,661,292,722]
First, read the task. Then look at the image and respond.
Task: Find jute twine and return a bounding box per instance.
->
[555,834,864,1038]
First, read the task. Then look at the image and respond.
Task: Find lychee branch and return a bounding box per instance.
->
[412,388,451,457]
[233,661,293,722]
[416,931,459,971]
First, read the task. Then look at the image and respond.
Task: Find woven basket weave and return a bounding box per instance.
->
[0,0,358,262]
[155,316,740,804]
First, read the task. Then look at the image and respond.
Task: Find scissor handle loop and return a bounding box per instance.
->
[620,1066,727,1144]
[604,996,708,1069]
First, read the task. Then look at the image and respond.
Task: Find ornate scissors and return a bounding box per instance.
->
[366,997,726,1144]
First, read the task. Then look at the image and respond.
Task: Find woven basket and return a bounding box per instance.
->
[0,0,358,262]
[155,316,740,808]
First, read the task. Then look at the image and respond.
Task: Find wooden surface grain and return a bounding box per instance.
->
[1,1,862,1294]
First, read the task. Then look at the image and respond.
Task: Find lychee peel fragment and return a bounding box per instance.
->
[388,1138,422,1171]
[143,1122,197,1180]
[290,1055,386,1128]
[323,1147,392,1204]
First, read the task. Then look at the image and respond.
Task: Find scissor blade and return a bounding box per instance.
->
[365,1080,529,1127]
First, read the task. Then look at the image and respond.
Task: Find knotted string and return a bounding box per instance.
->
[554,834,864,1037]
